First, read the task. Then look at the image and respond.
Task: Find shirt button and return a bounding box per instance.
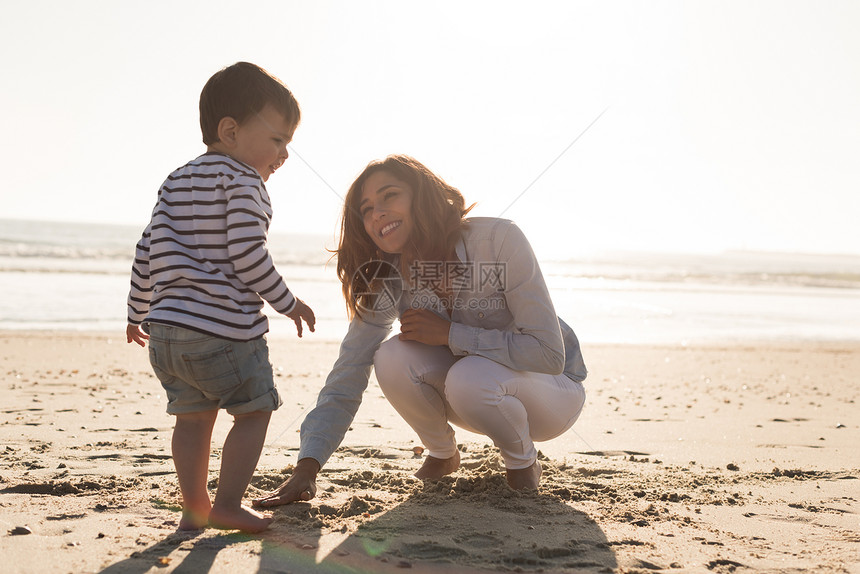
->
[478,312,485,319]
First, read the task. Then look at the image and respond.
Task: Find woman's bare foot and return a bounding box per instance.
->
[506,460,542,490]
[208,504,273,533]
[414,450,460,479]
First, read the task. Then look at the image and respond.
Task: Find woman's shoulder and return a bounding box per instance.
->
[460,217,534,260]
[461,217,518,240]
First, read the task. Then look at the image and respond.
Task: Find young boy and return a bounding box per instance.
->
[126,62,315,533]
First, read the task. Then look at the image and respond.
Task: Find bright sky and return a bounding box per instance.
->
[2,1,858,256]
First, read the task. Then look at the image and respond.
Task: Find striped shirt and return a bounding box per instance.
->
[127,152,296,340]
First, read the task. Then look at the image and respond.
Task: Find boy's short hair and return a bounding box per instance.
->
[199,62,301,145]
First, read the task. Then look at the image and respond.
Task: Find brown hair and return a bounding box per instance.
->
[199,62,301,145]
[337,155,474,318]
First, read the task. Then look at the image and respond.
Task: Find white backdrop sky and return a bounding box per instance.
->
[2,1,858,257]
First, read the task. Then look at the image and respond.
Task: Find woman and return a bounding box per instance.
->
[255,155,586,506]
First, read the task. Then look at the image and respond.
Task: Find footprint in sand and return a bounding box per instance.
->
[400,541,468,560]
[577,450,650,457]
[453,533,502,548]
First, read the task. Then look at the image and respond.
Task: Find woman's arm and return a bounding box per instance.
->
[254,312,393,507]
[447,221,565,374]
[299,312,393,466]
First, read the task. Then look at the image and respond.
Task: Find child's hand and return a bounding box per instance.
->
[126,324,149,347]
[285,299,315,338]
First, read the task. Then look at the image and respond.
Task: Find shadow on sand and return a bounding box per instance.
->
[257,476,617,573]
[96,528,252,574]
[97,451,616,574]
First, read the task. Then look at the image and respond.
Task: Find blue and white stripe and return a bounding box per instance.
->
[127,152,295,340]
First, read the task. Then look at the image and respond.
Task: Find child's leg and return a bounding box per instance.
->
[208,410,272,533]
[172,410,218,529]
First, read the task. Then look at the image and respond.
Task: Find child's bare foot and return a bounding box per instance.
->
[506,460,542,490]
[179,505,211,530]
[414,450,460,479]
[208,504,273,533]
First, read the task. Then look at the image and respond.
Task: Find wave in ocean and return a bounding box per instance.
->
[2,218,860,343]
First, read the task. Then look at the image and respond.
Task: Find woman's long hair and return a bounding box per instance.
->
[337,155,474,318]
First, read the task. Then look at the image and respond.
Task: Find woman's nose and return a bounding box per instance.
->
[370,205,385,221]
[373,204,389,220]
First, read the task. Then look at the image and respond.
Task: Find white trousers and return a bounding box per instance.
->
[373,337,586,469]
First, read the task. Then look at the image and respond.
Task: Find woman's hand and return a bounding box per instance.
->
[398,309,451,346]
[253,458,320,508]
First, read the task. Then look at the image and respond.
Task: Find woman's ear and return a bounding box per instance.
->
[216,116,240,148]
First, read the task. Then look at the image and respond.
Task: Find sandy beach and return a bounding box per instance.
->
[1,331,858,573]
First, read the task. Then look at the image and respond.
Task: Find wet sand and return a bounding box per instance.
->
[1,331,858,573]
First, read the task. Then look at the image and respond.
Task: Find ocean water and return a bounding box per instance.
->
[2,218,860,344]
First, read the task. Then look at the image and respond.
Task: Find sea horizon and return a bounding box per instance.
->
[2,217,860,344]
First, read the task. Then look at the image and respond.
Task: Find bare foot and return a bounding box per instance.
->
[208,504,273,533]
[506,460,542,490]
[178,508,210,531]
[414,450,460,479]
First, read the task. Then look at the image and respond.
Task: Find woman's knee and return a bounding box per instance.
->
[444,356,503,407]
[372,338,404,392]
[373,337,452,391]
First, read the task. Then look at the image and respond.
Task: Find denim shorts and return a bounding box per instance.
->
[145,323,283,415]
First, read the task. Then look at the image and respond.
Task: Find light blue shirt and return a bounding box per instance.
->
[299,217,587,466]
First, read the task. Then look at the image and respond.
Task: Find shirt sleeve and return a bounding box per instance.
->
[127,224,153,325]
[447,222,565,374]
[225,180,296,314]
[298,311,394,467]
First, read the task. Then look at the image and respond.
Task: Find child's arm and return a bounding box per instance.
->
[224,180,298,316]
[285,298,315,338]
[127,224,153,347]
[224,176,316,337]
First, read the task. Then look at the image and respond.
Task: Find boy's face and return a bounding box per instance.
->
[231,104,294,181]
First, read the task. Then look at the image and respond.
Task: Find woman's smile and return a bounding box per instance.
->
[380,220,402,237]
